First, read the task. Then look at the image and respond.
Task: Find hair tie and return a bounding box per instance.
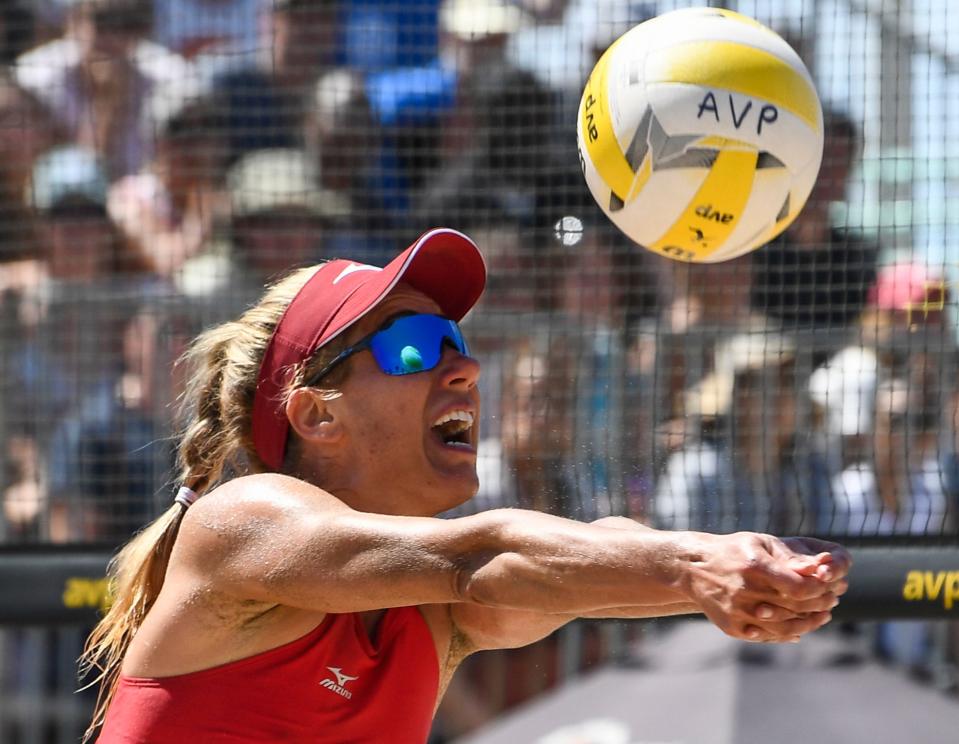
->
[174,486,199,509]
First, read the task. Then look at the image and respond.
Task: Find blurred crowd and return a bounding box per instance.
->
[0,0,956,740]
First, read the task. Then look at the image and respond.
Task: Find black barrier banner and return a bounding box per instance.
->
[832,546,959,620]
[0,545,957,625]
[0,549,112,625]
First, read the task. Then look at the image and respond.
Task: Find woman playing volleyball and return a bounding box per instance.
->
[82,228,850,743]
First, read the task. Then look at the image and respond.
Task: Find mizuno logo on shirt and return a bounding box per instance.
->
[320,667,359,699]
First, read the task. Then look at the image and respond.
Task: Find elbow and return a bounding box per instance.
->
[449,511,511,606]
[452,548,504,606]
[452,560,474,604]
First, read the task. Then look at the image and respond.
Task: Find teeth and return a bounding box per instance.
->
[432,410,474,429]
[433,411,473,428]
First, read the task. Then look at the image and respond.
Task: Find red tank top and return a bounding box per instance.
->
[97,606,439,743]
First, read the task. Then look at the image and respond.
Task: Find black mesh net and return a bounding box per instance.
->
[0,2,956,544]
[2,2,959,742]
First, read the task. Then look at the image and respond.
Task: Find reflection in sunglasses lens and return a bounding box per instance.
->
[400,345,424,372]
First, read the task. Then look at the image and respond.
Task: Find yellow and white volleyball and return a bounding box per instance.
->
[577,7,823,263]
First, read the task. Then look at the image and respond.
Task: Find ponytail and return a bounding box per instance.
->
[79,503,187,739]
[79,265,325,740]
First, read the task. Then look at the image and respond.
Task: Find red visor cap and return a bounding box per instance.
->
[251,227,487,471]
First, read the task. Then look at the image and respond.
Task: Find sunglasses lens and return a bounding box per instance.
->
[369,315,468,375]
[399,345,425,372]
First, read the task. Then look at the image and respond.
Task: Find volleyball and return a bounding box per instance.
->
[577,7,824,263]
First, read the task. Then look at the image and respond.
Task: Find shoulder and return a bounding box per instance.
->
[189,473,347,521]
[175,474,349,561]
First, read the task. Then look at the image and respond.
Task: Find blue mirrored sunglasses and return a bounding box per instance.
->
[304,313,470,385]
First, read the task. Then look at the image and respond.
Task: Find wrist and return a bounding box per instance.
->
[659,530,715,603]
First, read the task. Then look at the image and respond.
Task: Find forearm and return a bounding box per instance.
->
[457,509,695,614]
[557,518,702,617]
[579,518,701,616]
[217,484,693,615]
[448,512,849,649]
[576,602,700,619]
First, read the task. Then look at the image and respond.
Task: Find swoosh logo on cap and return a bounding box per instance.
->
[332,263,382,285]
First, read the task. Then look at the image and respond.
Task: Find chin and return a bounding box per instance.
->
[428,476,479,516]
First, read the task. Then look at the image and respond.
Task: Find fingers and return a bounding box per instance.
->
[741,611,834,643]
[743,554,832,602]
[705,585,840,643]
[692,532,851,645]
[739,576,846,642]
[727,588,839,638]
[757,575,848,615]
[778,537,853,580]
[752,590,840,620]
[750,537,851,599]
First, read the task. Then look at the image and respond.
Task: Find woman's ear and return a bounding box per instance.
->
[286,388,342,446]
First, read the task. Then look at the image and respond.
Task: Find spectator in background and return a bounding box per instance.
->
[340,0,441,74]
[14,0,193,178]
[864,264,954,675]
[494,224,657,522]
[809,261,953,536]
[437,0,528,81]
[663,256,759,334]
[29,146,149,280]
[808,344,883,535]
[364,0,544,222]
[654,328,805,534]
[752,110,879,331]
[153,0,259,61]
[177,148,346,301]
[1,145,159,540]
[653,253,761,461]
[46,306,183,543]
[414,56,563,236]
[571,224,659,522]
[495,342,571,515]
[108,91,228,277]
[868,262,953,535]
[212,0,339,165]
[227,149,345,282]
[507,0,656,128]
[302,68,394,263]
[0,75,62,264]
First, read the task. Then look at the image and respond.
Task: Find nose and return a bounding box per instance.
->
[437,345,480,390]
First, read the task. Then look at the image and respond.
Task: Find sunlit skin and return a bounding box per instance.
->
[287,284,481,517]
[122,284,484,685]
[119,282,850,723]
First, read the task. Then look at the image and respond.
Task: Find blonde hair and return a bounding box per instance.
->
[79,263,350,740]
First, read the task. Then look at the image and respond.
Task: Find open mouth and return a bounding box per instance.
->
[431,410,475,449]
